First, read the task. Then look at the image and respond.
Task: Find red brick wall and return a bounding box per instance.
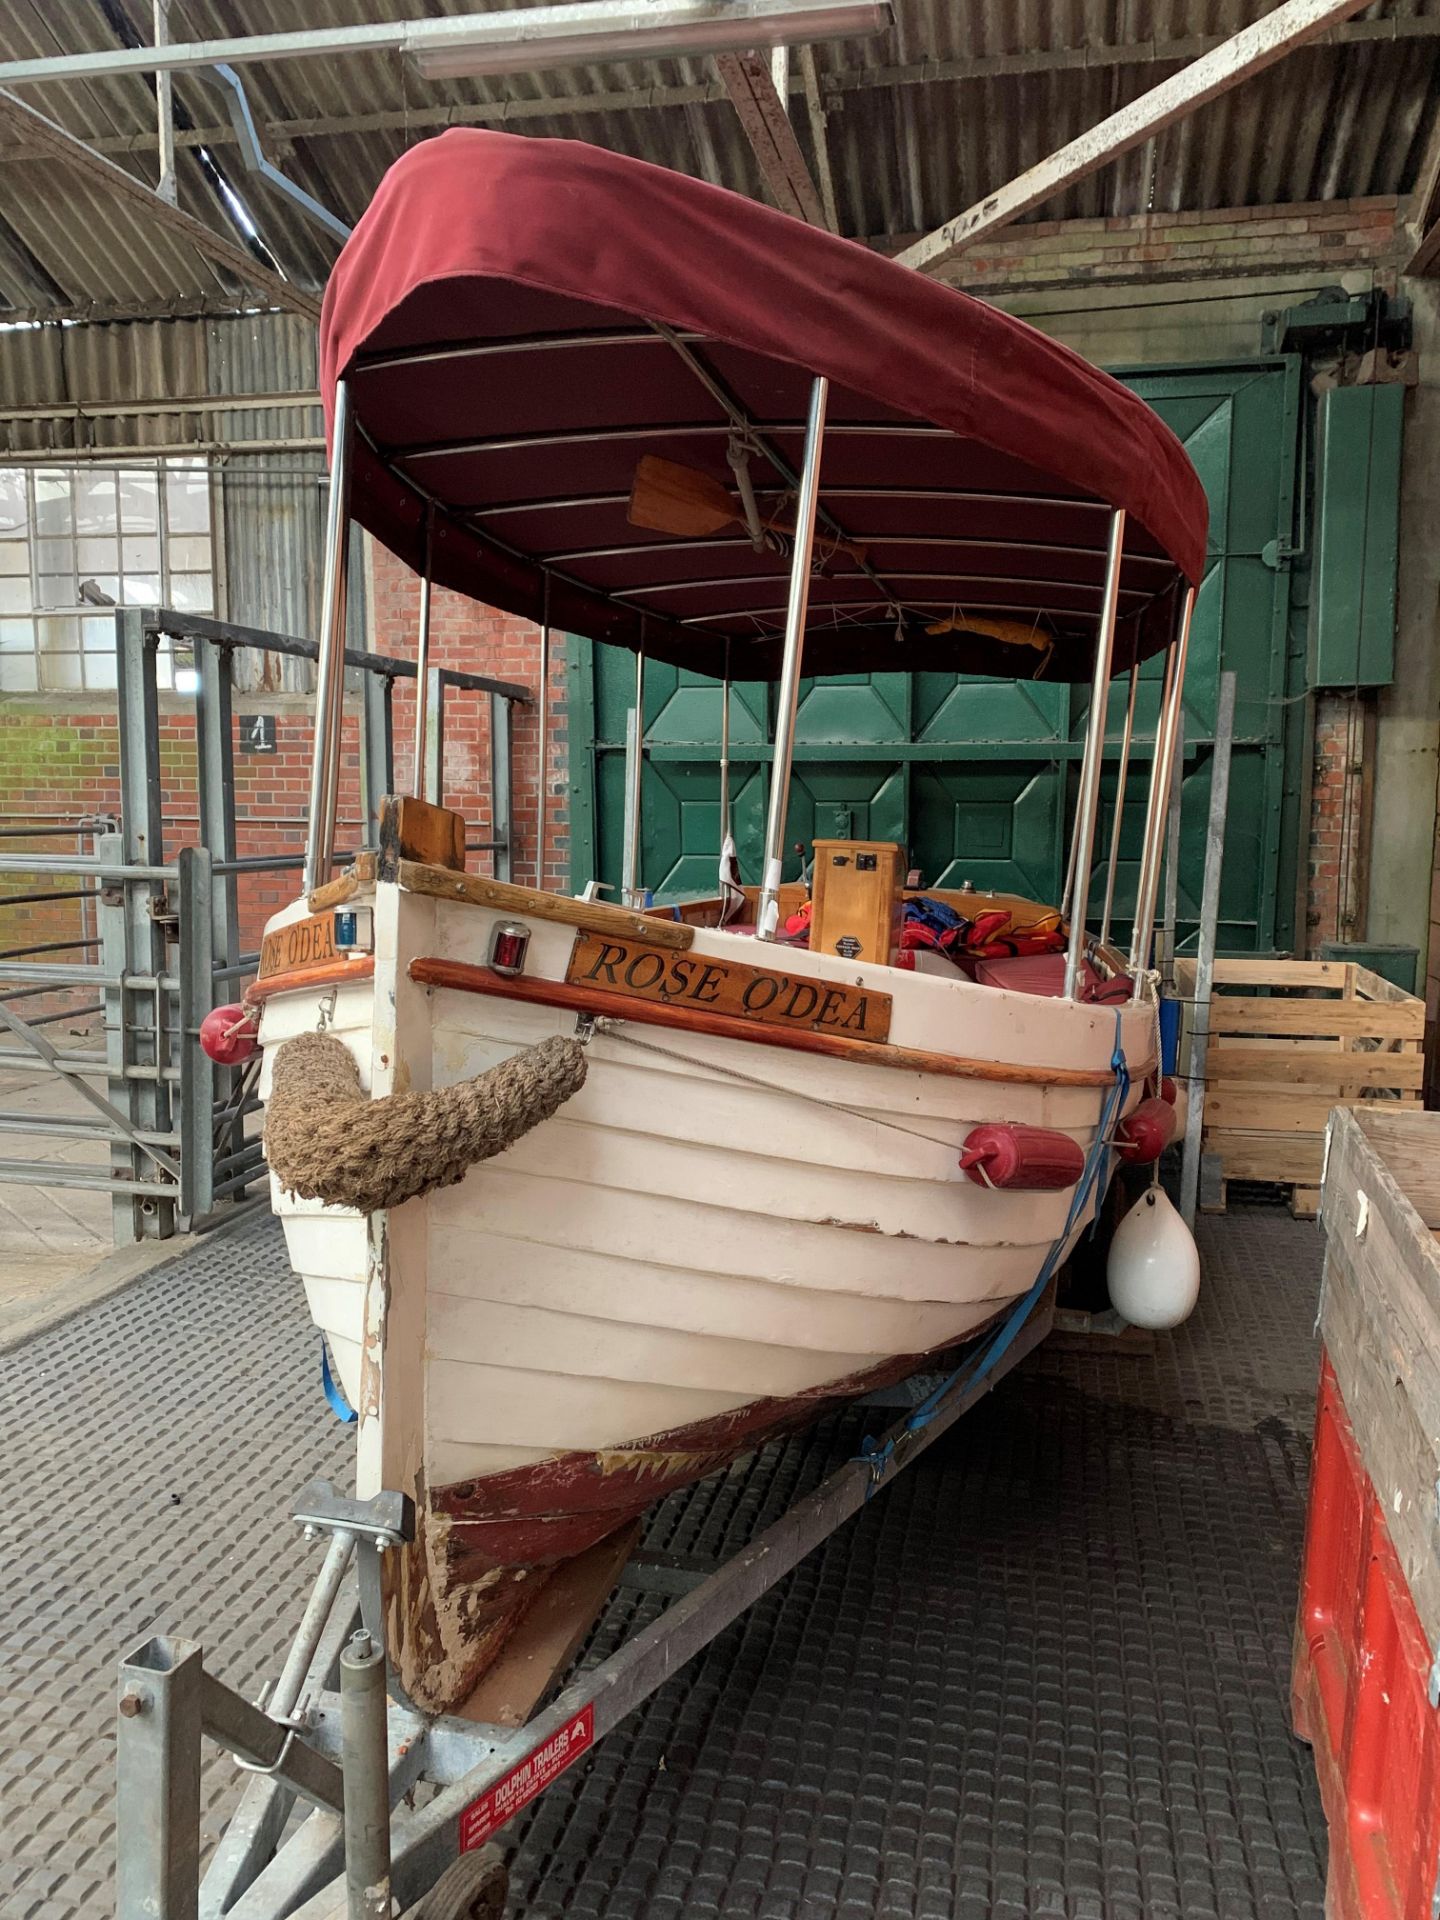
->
[1305,692,1372,956]
[0,701,367,966]
[915,195,1401,293]
[366,545,566,890]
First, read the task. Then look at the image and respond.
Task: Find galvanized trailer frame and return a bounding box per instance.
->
[115,1282,1055,1920]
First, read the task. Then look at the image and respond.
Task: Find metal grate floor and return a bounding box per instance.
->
[0,1206,1327,1920]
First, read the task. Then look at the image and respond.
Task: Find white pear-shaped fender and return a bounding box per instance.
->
[1106,1186,1201,1330]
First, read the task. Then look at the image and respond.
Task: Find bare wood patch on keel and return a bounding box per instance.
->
[453,1523,642,1730]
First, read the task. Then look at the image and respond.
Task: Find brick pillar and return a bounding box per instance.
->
[1305,692,1372,956]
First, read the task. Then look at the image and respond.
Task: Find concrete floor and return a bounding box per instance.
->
[0,1046,196,1348]
[0,1055,114,1292]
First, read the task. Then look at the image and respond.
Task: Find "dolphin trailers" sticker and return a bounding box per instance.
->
[458,1706,595,1851]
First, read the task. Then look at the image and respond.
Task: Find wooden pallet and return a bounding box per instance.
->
[1174,956,1425,1217]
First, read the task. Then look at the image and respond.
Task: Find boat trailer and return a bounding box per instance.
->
[114,1286,1056,1920]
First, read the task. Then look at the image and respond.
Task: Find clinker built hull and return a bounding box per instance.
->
[258,872,1155,1712]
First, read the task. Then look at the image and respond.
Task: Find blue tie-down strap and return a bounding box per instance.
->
[1158,995,1182,1078]
[857,1011,1129,1491]
[321,1339,358,1424]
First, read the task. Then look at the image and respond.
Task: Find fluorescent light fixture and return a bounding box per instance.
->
[0,2,888,88]
[406,0,890,81]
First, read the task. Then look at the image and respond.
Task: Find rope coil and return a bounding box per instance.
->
[265,1029,588,1214]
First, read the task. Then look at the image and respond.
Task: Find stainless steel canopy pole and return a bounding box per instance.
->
[1098,662,1140,950]
[622,644,645,906]
[1128,586,1194,994]
[719,650,732,844]
[536,576,551,888]
[303,379,354,895]
[757,374,828,941]
[411,507,434,801]
[1059,808,1079,924]
[1062,508,1126,998]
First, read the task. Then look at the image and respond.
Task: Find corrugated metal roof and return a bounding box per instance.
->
[207,311,329,689]
[0,0,1435,318]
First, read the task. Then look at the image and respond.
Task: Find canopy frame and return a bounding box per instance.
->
[319,132,1207,685]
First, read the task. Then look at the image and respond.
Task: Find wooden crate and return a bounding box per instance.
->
[1174,956,1425,1216]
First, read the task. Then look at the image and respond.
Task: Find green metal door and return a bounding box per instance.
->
[568,358,1306,953]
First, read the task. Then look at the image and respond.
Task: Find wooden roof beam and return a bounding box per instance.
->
[714,48,828,228]
[1403,99,1440,277]
[896,0,1382,276]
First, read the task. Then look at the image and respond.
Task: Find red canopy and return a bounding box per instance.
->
[320,130,1207,681]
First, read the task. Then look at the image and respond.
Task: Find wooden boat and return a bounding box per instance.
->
[245,131,1207,1714]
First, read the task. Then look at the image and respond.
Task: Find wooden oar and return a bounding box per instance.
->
[924,612,1054,654]
[629,455,738,536]
[628,456,867,566]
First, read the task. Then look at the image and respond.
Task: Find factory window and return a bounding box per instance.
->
[0,461,215,693]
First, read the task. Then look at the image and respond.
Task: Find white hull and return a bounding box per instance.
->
[258,874,1155,1705]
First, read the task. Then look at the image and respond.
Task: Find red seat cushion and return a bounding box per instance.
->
[973,952,1131,1001]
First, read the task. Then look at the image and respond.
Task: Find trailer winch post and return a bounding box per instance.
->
[116,1636,203,1920]
[116,1632,349,1920]
[200,1543,360,1918]
[341,1630,392,1920]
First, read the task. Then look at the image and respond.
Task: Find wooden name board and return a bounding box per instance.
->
[564,933,891,1042]
[259,909,339,980]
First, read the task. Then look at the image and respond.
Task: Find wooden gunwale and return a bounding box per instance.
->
[244,955,376,1008]
[409,955,1132,1088]
[397,859,695,949]
[307,853,378,911]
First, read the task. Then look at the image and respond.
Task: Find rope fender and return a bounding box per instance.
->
[264,1030,588,1214]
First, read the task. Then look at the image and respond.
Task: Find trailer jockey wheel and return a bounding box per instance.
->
[404,1846,507,1920]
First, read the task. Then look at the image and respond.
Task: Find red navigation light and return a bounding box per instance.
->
[487,922,530,978]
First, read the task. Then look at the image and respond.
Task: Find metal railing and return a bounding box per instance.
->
[0,607,530,1244]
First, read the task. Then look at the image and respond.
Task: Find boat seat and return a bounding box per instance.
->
[972,951,1132,1002]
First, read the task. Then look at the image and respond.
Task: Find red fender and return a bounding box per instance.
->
[959,1123,1084,1191]
[199,1002,260,1066]
[1114,1095,1176,1164]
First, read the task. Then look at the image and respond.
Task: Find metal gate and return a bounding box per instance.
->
[0,607,527,1245]
[568,357,1307,954]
